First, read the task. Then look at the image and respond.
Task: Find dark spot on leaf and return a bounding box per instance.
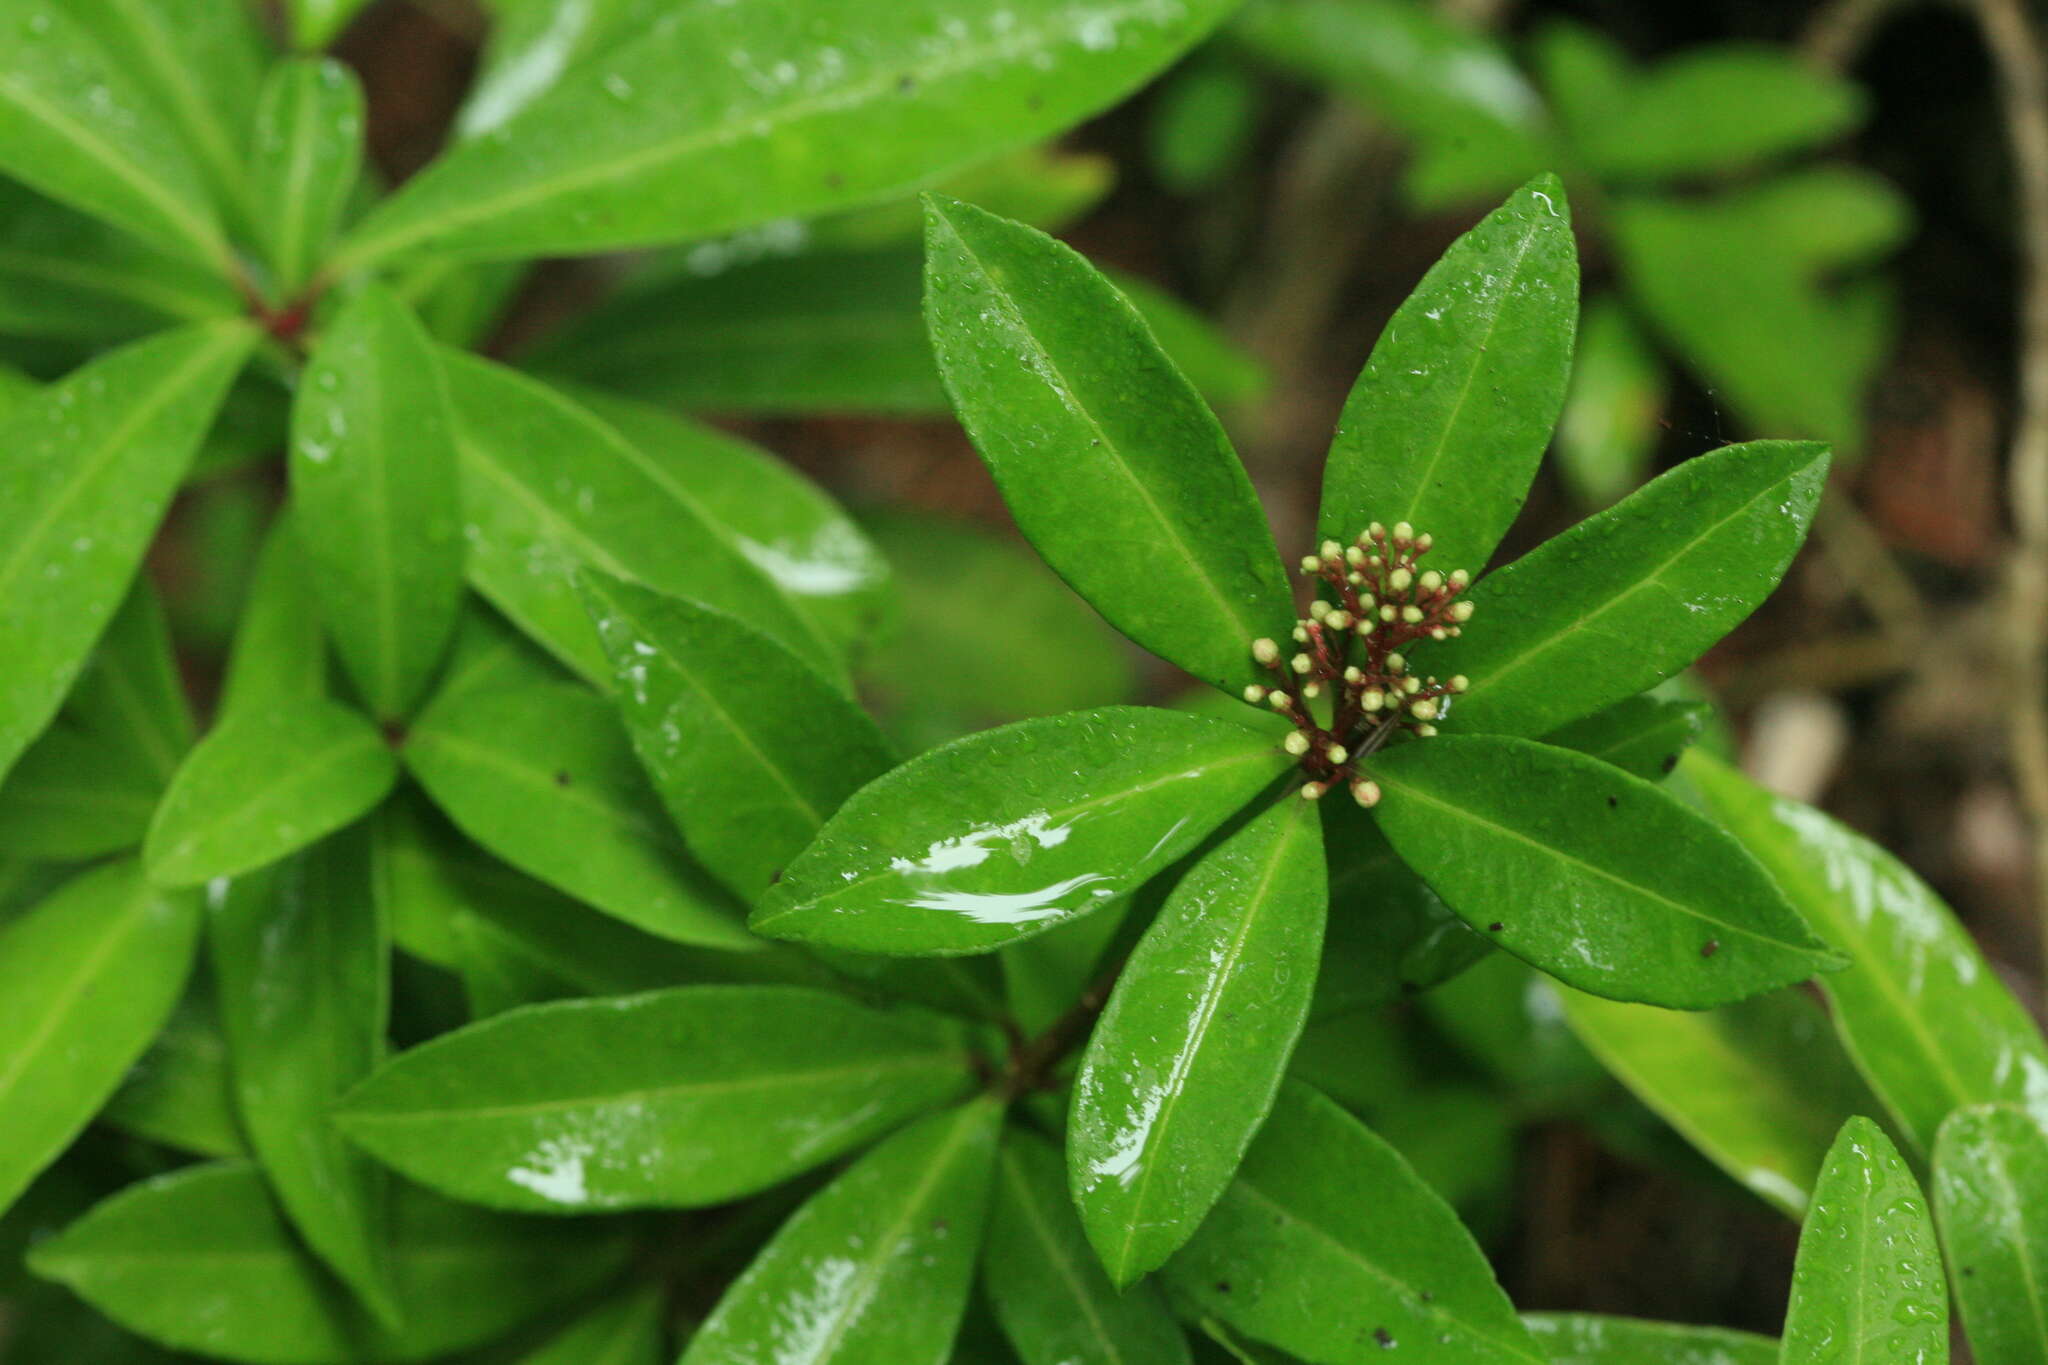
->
[769,869,783,884]
[1963,1264,1976,1276]
[1606,794,1618,808]
[1661,752,1680,774]
[554,770,572,787]
[1487,922,1503,933]
[897,74,916,93]
[1027,92,1044,111]
[931,1218,949,1234]
[1419,1290,1435,1302]
[380,720,407,748]
[1700,939,1720,958]
[1215,1281,1232,1294]
[1374,1327,1396,1349]
[825,172,844,190]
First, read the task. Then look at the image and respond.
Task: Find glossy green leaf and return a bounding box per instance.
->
[1782,1118,1948,1363]
[285,0,371,50]
[753,707,1290,955]
[66,0,265,220]
[64,579,192,786]
[582,572,895,902]
[428,599,575,713]
[1071,796,1325,1285]
[443,353,836,682]
[218,513,328,718]
[211,830,398,1326]
[338,0,1236,268]
[1558,985,1881,1217]
[0,860,200,1214]
[1369,736,1840,1008]
[337,985,969,1213]
[27,1159,631,1364]
[1579,46,1863,181]
[144,698,398,888]
[0,0,228,264]
[986,1129,1191,1365]
[1313,800,1489,1015]
[924,196,1292,692]
[0,321,252,782]
[515,1284,665,1365]
[1316,176,1577,573]
[250,60,365,296]
[456,0,665,138]
[681,1098,1002,1365]
[404,680,755,949]
[1521,1313,1776,1365]
[1685,754,2048,1151]
[1542,695,1706,784]
[99,971,244,1159]
[1165,1081,1545,1365]
[1419,953,1607,1116]
[1440,441,1829,738]
[1554,298,1665,510]
[293,284,464,720]
[1933,1105,2048,1365]
[0,722,159,858]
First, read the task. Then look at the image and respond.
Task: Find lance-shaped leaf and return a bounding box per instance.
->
[100,972,245,1159]
[1553,297,1665,510]
[1522,1314,1777,1365]
[1369,736,1840,1008]
[218,513,328,718]
[456,0,667,137]
[1070,795,1325,1285]
[0,321,252,782]
[250,59,365,296]
[402,681,755,950]
[1685,753,2048,1150]
[443,353,835,683]
[27,1160,631,1364]
[924,196,1292,693]
[0,1,228,264]
[1557,985,1881,1217]
[0,860,200,1215]
[515,1285,665,1365]
[336,985,971,1213]
[0,722,160,858]
[1782,1118,1949,1363]
[144,698,398,888]
[336,0,1237,268]
[1165,1081,1546,1365]
[1317,176,1576,573]
[986,1129,1192,1365]
[752,707,1290,956]
[1542,695,1706,783]
[581,573,895,902]
[1933,1105,2048,1365]
[64,580,193,787]
[285,0,372,51]
[680,1099,1002,1365]
[1578,46,1864,181]
[1440,441,1829,738]
[293,284,464,720]
[211,831,398,1327]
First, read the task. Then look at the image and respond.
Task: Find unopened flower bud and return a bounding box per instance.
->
[1345,545,1367,568]
[1411,698,1439,720]
[1414,723,1439,737]
[1325,743,1350,765]
[1449,569,1470,588]
[1351,779,1382,808]
[1415,532,1433,552]
[1291,653,1312,675]
[1268,691,1294,712]
[1449,675,1470,693]
[1392,521,1415,544]
[1380,604,1398,623]
[1401,605,1425,624]
[1301,681,1322,699]
[1283,732,1310,756]
[1386,652,1406,673]
[1300,555,1322,574]
[1300,780,1328,801]
[1449,601,1474,622]
[1403,676,1423,694]
[1252,638,1281,666]
[1292,625,1310,643]
[1419,570,1443,593]
[1326,610,1353,631]
[1320,539,1343,561]
[1342,666,1363,683]
[1388,567,1413,592]
[1362,690,1385,712]
[1244,684,1268,704]
[1310,599,1332,621]
[1367,521,1387,541]
[1429,627,1449,640]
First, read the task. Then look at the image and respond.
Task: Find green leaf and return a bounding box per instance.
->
[1542,695,1706,784]
[218,512,328,719]
[144,697,399,888]
[1554,298,1665,510]
[1164,1081,1545,1365]
[1316,176,1577,573]
[752,707,1290,955]
[293,284,464,720]
[0,321,252,782]
[1521,1313,1776,1365]
[250,60,365,296]
[0,722,159,858]
[336,985,970,1213]
[0,861,200,1215]
[1684,753,2048,1151]
[1071,795,1325,1285]
[1439,440,1829,738]
[1557,985,1882,1217]
[1313,800,1490,1015]
[1933,1105,2048,1365]
[63,579,193,786]
[285,0,371,51]
[402,680,756,949]
[1579,46,1864,181]
[27,1160,631,1364]
[680,1098,1002,1365]
[443,353,837,683]
[581,573,895,902]
[985,1129,1191,1365]
[337,0,1237,268]
[66,0,266,221]
[1368,736,1840,1008]
[456,0,666,138]
[923,195,1292,693]
[515,1284,666,1365]
[99,971,245,1159]
[0,0,229,263]
[211,830,399,1327]
[1782,1118,1949,1363]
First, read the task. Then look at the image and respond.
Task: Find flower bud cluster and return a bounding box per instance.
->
[1243,521,1473,805]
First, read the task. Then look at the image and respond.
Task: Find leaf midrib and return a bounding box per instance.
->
[0,877,159,1104]
[997,1149,1129,1364]
[155,718,385,873]
[405,721,677,850]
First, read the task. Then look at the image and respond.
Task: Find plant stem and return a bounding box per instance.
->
[1001,959,1125,1098]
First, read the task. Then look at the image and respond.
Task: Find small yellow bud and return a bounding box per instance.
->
[1449,569,1470,588]
[1252,638,1281,666]
[1401,605,1425,624]
[1419,570,1443,593]
[1386,652,1406,673]
[1244,684,1268,704]
[1414,723,1438,737]
[1300,555,1323,574]
[1367,521,1386,540]
[1347,571,1366,586]
[1309,599,1332,620]
[1342,666,1363,683]
[1403,676,1423,694]
[1388,567,1414,592]
[1345,545,1367,568]
[1449,675,1470,693]
[1392,521,1415,544]
[1320,539,1344,561]
[1300,780,1328,801]
[1362,690,1385,712]
[1301,681,1323,699]
[1380,604,1398,622]
[1283,732,1310,756]
[1291,653,1313,675]
[1326,610,1353,631]
[1351,779,1382,808]
[1429,627,1449,641]
[1415,532,1433,552]
[1268,691,1294,712]
[1292,625,1310,643]
[1412,698,1439,720]
[1449,601,1474,622]
[1325,743,1350,765]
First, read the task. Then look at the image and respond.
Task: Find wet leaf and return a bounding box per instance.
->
[923,195,1293,694]
[99,971,244,1159]
[1932,1105,2048,1365]
[1313,799,1490,1015]
[249,59,364,296]
[283,0,371,51]
[515,1284,666,1365]
[1553,297,1666,510]
[752,707,1289,956]
[337,985,970,1213]
[1070,796,1325,1285]
[1369,736,1841,1008]
[1542,695,1706,783]
[0,721,159,858]
[1522,1313,1776,1365]
[218,513,327,719]
[62,579,193,786]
